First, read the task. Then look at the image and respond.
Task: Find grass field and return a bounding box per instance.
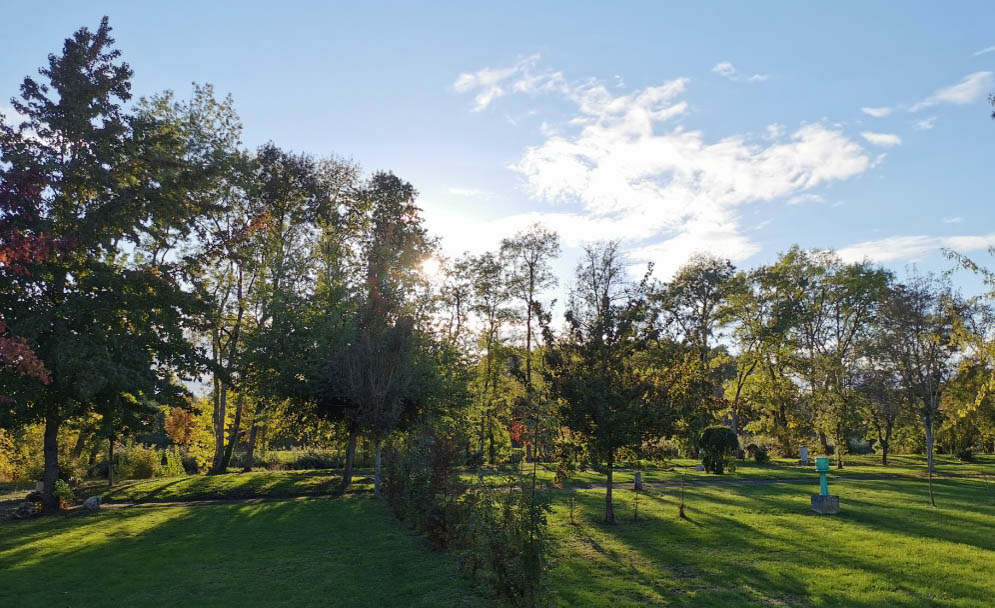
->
[545,476,995,607]
[3,456,994,607]
[0,497,483,607]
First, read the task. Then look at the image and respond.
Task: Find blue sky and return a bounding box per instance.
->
[3,1,995,296]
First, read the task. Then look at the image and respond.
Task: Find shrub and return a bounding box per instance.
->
[114,442,185,480]
[53,479,75,508]
[698,425,739,474]
[746,444,770,463]
[286,451,340,470]
[383,429,550,607]
[956,447,975,462]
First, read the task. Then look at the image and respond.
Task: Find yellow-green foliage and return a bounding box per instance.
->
[114,442,186,481]
[0,429,15,482]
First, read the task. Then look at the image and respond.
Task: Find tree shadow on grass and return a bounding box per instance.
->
[0,498,481,608]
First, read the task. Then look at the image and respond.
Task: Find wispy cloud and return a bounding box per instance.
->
[860,131,902,147]
[941,216,965,224]
[913,116,937,131]
[909,71,993,112]
[861,106,892,118]
[973,45,995,56]
[839,233,995,263]
[452,54,568,111]
[711,61,770,83]
[454,56,873,277]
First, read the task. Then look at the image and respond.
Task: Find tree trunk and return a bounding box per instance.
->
[341,424,358,489]
[108,438,115,487]
[488,426,495,466]
[923,415,935,474]
[71,429,88,459]
[604,453,616,524]
[819,432,829,454]
[881,440,889,466]
[218,391,244,472]
[835,425,845,470]
[373,438,382,498]
[41,410,61,512]
[242,403,265,472]
[211,382,228,473]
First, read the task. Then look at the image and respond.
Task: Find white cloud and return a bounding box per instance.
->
[452,54,568,111]
[909,71,993,112]
[452,57,877,277]
[711,61,769,84]
[787,193,825,206]
[838,233,995,263]
[942,216,965,224]
[913,116,937,131]
[973,46,995,56]
[861,106,893,118]
[860,131,902,147]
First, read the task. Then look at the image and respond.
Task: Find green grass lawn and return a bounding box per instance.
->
[546,475,995,607]
[0,497,484,608]
[88,469,373,503]
[3,456,994,607]
[467,454,995,488]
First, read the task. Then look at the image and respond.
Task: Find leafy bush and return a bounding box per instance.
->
[114,442,185,480]
[698,425,739,474]
[383,429,550,607]
[0,429,15,482]
[746,443,770,463]
[287,451,340,470]
[956,447,975,462]
[459,478,550,607]
[53,479,75,508]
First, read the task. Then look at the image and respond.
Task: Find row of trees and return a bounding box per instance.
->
[3,20,995,523]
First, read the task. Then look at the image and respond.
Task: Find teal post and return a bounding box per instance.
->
[815,456,829,496]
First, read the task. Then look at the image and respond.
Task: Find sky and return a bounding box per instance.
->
[3,1,995,301]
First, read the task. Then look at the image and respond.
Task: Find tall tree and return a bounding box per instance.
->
[775,247,890,468]
[546,242,678,523]
[880,273,962,496]
[500,224,560,461]
[345,172,434,495]
[0,19,218,510]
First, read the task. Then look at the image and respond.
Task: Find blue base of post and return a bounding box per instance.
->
[810,494,840,514]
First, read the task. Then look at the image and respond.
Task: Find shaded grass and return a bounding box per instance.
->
[88,469,373,503]
[464,454,995,488]
[546,474,995,607]
[0,497,485,607]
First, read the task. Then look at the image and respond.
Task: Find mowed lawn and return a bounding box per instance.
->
[2,458,994,607]
[0,497,483,608]
[547,475,995,607]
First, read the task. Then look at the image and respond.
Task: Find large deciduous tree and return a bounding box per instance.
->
[0,19,218,510]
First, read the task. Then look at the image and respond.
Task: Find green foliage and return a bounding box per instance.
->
[383,428,550,606]
[698,425,739,474]
[114,442,185,481]
[53,479,75,508]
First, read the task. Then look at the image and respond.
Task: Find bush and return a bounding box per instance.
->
[53,479,75,508]
[383,429,550,607]
[956,447,975,462]
[114,442,185,480]
[698,426,739,474]
[746,444,770,463]
[286,451,340,470]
